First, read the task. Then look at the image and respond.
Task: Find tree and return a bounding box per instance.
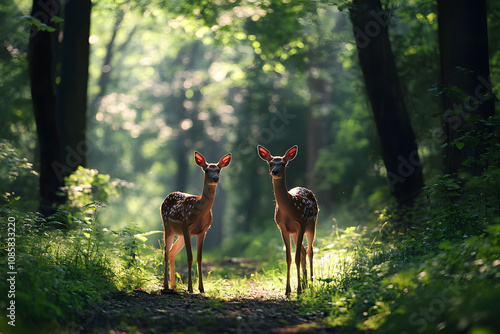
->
[437,0,495,175]
[28,0,91,216]
[28,0,62,215]
[349,0,424,206]
[57,0,91,173]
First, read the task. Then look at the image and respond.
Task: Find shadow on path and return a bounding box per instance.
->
[77,288,333,334]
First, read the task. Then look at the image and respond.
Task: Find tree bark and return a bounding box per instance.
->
[437,0,495,175]
[28,0,91,216]
[57,0,91,173]
[350,0,424,206]
[28,0,64,216]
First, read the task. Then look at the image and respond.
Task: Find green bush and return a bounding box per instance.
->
[0,163,158,333]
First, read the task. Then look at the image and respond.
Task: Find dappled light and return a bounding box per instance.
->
[1,0,500,333]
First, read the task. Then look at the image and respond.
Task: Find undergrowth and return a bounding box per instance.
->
[0,166,161,334]
[293,115,500,333]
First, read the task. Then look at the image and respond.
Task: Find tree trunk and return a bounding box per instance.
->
[28,0,64,216]
[29,0,91,216]
[437,0,495,175]
[350,0,424,206]
[57,0,91,174]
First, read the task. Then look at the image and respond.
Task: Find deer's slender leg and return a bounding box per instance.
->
[280,229,292,296]
[196,231,207,293]
[168,235,185,289]
[182,227,194,293]
[294,229,305,294]
[306,229,315,282]
[164,232,175,289]
[292,232,307,288]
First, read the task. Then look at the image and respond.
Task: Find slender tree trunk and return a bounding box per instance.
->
[437,0,495,176]
[350,0,424,206]
[90,9,124,116]
[90,9,138,118]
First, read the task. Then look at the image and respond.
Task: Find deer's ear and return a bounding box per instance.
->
[257,145,272,162]
[194,152,207,169]
[284,145,298,163]
[218,153,231,169]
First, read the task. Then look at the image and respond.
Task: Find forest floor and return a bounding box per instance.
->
[78,285,328,334]
[75,258,346,334]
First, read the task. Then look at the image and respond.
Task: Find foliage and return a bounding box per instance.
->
[0,203,113,333]
[0,141,35,187]
[0,197,163,333]
[0,140,38,209]
[294,201,500,332]
[380,226,500,334]
[61,166,133,219]
[292,113,500,332]
[19,15,62,33]
[0,0,35,160]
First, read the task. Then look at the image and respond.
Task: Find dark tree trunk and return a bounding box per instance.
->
[437,0,495,175]
[350,0,424,206]
[28,0,91,216]
[57,0,91,174]
[28,0,64,216]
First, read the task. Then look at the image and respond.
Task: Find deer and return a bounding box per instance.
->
[257,145,318,295]
[161,151,231,293]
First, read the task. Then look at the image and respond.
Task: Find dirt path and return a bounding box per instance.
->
[73,258,336,334]
[75,285,331,334]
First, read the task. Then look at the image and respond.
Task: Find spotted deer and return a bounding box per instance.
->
[257,145,318,295]
[161,151,231,293]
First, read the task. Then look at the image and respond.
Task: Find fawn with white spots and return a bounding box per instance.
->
[257,145,318,295]
[161,151,231,293]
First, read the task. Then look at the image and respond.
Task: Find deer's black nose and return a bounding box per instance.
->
[272,169,280,176]
[211,175,219,183]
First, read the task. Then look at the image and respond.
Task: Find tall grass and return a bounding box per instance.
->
[0,202,162,333]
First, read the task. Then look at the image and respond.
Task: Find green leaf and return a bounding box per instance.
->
[51,16,64,24]
[455,141,465,150]
[438,240,452,250]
